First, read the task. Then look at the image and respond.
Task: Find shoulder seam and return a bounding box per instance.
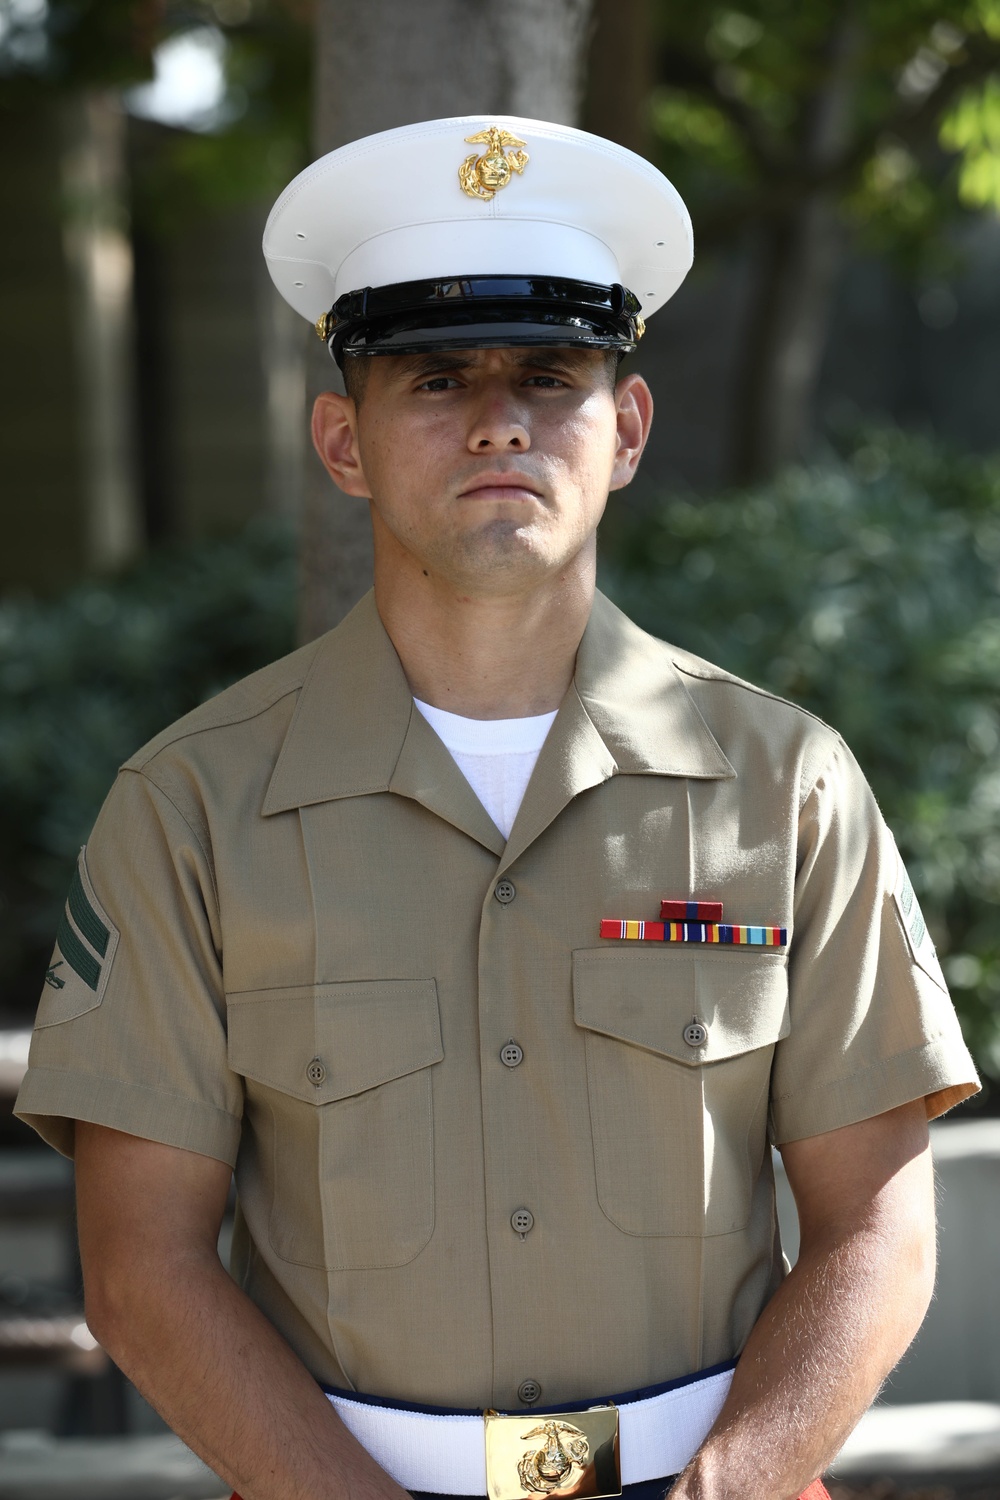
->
[125,679,304,772]
[670,657,837,734]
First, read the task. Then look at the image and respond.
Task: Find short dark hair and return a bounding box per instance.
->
[342,354,371,406]
[342,345,624,407]
[603,347,625,390]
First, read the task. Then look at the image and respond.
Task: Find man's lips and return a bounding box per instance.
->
[457,474,542,500]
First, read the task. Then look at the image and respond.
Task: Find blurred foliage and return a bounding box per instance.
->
[600,427,1000,1082]
[134,1,312,225]
[0,0,312,221]
[650,0,1000,270]
[0,518,296,1016]
[0,0,161,88]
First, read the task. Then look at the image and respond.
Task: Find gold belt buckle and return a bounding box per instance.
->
[484,1403,621,1500]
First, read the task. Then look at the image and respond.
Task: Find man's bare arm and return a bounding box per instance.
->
[669,1099,936,1500]
[75,1122,409,1500]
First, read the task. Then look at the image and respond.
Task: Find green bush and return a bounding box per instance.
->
[601,428,1000,1083]
[0,518,296,1016]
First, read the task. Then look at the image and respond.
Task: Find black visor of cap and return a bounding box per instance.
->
[319,275,644,366]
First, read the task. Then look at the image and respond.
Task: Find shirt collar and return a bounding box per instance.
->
[574,590,735,780]
[262,589,734,821]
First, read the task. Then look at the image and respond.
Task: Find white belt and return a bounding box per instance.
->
[326,1364,735,1495]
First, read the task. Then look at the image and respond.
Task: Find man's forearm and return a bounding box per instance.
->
[74,1124,406,1500]
[671,1107,936,1500]
[670,1225,923,1498]
[87,1242,407,1500]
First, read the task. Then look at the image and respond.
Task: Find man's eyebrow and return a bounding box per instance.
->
[394,352,477,379]
[513,350,597,374]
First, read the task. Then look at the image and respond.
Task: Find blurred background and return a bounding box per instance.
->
[1,1,999,1496]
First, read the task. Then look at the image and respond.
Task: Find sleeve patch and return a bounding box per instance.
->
[35,848,120,1027]
[67,863,110,957]
[893,850,947,993]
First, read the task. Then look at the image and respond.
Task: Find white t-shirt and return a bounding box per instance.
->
[413,698,557,839]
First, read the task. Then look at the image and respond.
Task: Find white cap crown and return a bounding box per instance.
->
[264,115,693,330]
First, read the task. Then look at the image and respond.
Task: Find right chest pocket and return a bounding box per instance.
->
[227,979,443,1270]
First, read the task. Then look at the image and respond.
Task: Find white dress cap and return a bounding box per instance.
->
[263,115,693,340]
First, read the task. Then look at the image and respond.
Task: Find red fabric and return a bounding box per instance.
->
[660,899,724,922]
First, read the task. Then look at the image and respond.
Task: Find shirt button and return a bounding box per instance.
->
[511,1208,534,1236]
[682,1021,708,1048]
[517,1379,542,1405]
[500,1040,524,1068]
[494,879,516,905]
[306,1057,327,1085]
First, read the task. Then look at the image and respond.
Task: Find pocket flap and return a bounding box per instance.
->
[573,948,788,1064]
[227,979,442,1102]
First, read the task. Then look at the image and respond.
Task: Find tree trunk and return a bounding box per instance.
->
[729,198,846,484]
[729,17,861,484]
[299,0,595,643]
[583,0,653,158]
[60,92,144,572]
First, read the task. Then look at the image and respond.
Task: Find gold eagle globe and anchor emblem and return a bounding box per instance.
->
[484,1403,620,1500]
[516,1420,590,1495]
[459,127,529,201]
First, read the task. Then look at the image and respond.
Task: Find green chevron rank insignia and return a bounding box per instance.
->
[38,848,120,1024]
[892,847,947,993]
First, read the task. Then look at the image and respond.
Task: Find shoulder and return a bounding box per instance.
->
[669,641,844,794]
[669,637,834,728]
[590,592,843,792]
[115,637,325,845]
[122,636,322,776]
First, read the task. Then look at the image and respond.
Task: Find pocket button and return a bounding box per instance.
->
[306,1057,327,1085]
[682,1021,709,1048]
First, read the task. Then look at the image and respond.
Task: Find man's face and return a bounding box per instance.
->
[313,345,652,599]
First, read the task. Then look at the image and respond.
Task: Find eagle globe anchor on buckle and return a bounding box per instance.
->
[483,1404,621,1500]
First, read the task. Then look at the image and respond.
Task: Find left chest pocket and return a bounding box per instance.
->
[227,979,443,1270]
[573,948,789,1238]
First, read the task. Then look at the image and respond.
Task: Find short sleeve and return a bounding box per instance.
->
[14,769,243,1163]
[769,738,979,1143]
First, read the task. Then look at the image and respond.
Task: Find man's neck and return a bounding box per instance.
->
[374,566,595,721]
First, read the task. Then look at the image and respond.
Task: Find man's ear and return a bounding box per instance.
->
[609,373,654,492]
[311,391,372,498]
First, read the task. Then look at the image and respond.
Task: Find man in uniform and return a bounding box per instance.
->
[16,117,979,1500]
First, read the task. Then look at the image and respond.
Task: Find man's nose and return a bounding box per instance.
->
[467,392,531,451]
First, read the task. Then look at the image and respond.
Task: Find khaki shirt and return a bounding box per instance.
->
[16,591,978,1410]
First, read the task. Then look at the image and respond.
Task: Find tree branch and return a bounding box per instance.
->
[686,33,1000,248]
[830,33,1000,188]
[656,44,788,175]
